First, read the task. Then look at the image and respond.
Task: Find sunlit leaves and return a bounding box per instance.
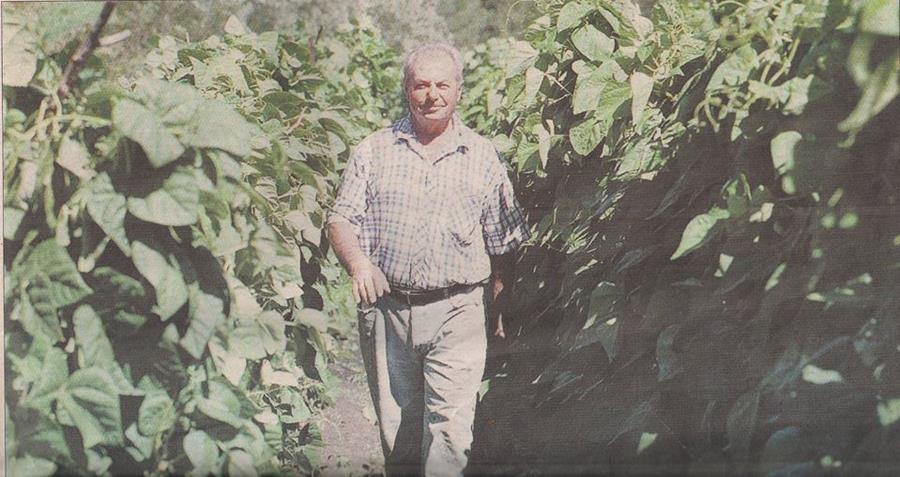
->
[113,100,185,168]
[670,208,730,260]
[58,368,123,448]
[126,165,199,226]
[571,25,614,62]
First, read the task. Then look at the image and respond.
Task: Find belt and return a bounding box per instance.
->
[388,282,484,306]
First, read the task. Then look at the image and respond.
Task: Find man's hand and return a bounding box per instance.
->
[490,275,506,338]
[327,220,390,306]
[489,253,515,339]
[349,258,391,306]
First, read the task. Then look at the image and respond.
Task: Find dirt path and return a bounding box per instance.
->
[317,339,384,476]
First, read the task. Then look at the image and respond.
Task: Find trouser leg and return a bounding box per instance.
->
[358,301,423,476]
[420,290,488,477]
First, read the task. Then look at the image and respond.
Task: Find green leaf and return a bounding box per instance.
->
[877,399,900,427]
[8,456,57,477]
[595,82,631,120]
[14,409,72,463]
[138,391,176,436]
[23,347,68,411]
[230,311,287,359]
[73,305,114,367]
[90,267,151,308]
[4,206,26,240]
[860,0,899,36]
[770,130,802,195]
[180,250,229,359]
[57,136,95,179]
[706,44,760,92]
[197,381,243,428]
[572,25,615,62]
[801,364,844,384]
[127,165,199,226]
[637,432,658,455]
[630,72,653,123]
[2,21,38,87]
[131,237,188,320]
[572,60,626,114]
[557,1,592,32]
[569,118,604,156]
[670,208,730,260]
[59,367,123,448]
[726,390,760,460]
[16,241,92,341]
[113,99,185,168]
[73,304,136,393]
[228,449,257,477]
[180,101,256,157]
[839,50,898,134]
[295,308,328,333]
[85,172,129,254]
[184,430,219,476]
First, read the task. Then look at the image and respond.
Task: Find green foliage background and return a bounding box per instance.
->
[466,0,900,474]
[4,0,900,475]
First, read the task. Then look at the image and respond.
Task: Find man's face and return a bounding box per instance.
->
[405,54,461,125]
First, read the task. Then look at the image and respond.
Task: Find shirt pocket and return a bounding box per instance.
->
[445,193,483,248]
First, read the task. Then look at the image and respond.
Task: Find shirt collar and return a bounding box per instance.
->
[392,114,470,154]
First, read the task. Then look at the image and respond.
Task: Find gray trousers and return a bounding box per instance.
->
[357,286,487,477]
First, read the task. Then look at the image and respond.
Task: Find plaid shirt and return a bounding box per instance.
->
[327,115,529,290]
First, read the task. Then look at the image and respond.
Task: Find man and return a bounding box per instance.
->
[325,42,529,476]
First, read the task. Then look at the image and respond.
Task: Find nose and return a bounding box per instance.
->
[426,85,439,99]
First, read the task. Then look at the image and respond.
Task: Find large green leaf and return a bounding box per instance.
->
[770,130,802,195]
[126,165,199,226]
[839,50,898,134]
[59,367,123,448]
[630,72,653,123]
[184,430,219,476]
[137,391,176,436]
[1,21,38,87]
[73,305,136,393]
[180,101,257,157]
[131,236,188,320]
[572,60,626,114]
[860,0,899,36]
[7,456,56,477]
[229,311,287,359]
[85,172,130,254]
[113,99,185,168]
[180,249,230,359]
[22,347,68,412]
[15,241,93,341]
[569,118,604,156]
[706,44,760,92]
[670,207,730,260]
[571,25,615,62]
[557,1,592,32]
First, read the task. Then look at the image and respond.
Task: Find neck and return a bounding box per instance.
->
[411,115,452,145]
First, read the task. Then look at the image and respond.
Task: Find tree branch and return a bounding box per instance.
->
[57,0,117,100]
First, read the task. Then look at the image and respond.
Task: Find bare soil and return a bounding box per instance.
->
[316,342,384,476]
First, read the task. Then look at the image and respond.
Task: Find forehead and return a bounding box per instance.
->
[407,53,457,83]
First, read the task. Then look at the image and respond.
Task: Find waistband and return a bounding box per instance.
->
[387,282,485,306]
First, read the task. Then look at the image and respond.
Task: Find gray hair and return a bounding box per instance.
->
[401,42,464,88]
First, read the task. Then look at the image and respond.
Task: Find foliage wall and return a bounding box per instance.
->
[3,11,399,475]
[469,0,899,474]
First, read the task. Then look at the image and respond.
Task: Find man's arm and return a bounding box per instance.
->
[326,220,390,305]
[488,252,516,338]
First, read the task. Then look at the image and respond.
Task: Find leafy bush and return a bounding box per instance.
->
[472,0,899,474]
[3,13,397,476]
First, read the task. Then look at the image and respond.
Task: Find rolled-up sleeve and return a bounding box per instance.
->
[327,145,370,235]
[481,154,530,255]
